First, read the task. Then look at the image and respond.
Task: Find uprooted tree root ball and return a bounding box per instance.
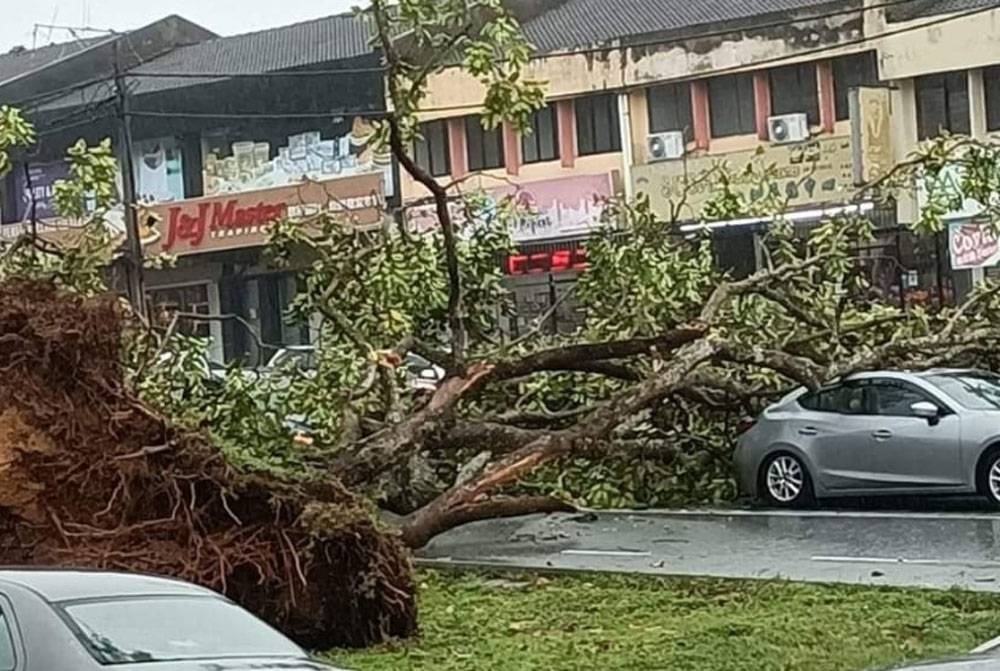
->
[0,280,417,648]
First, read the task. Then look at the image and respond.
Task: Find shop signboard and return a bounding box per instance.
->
[949,220,1000,269]
[142,173,384,257]
[404,173,612,241]
[632,136,859,221]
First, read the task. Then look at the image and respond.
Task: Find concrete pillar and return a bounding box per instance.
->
[753,72,772,141]
[628,89,650,166]
[618,92,635,200]
[447,118,468,180]
[503,121,520,176]
[817,60,836,134]
[891,79,921,223]
[557,99,577,168]
[691,80,710,150]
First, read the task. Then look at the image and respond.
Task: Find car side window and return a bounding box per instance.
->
[0,608,17,670]
[799,383,865,414]
[870,380,935,417]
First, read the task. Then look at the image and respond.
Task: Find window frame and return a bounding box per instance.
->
[647,82,694,137]
[769,62,820,126]
[574,93,622,157]
[985,66,1000,132]
[707,73,756,138]
[464,116,505,171]
[521,106,560,164]
[832,52,880,121]
[413,120,451,178]
[915,71,971,140]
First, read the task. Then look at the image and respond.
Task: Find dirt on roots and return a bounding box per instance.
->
[0,280,417,649]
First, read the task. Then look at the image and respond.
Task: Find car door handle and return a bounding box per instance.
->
[799,427,818,436]
[872,429,893,440]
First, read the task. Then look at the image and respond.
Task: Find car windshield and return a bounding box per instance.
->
[61,596,303,664]
[928,373,1000,410]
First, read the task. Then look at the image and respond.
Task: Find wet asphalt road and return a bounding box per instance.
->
[418,506,1000,591]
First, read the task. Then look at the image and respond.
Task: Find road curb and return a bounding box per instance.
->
[585,507,1000,522]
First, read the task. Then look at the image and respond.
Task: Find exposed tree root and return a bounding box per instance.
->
[0,281,416,649]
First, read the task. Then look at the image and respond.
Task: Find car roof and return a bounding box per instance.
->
[0,569,216,602]
[838,369,981,381]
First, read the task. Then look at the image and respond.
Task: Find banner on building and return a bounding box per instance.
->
[404,173,612,241]
[949,220,1000,269]
[11,160,72,222]
[201,117,395,199]
[142,173,384,257]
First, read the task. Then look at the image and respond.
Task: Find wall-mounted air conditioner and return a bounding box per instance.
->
[646,131,686,162]
[767,113,810,144]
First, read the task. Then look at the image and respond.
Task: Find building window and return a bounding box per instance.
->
[149,284,212,340]
[575,93,621,156]
[647,82,693,137]
[465,117,504,171]
[916,71,970,139]
[833,52,880,121]
[522,106,560,164]
[707,74,756,137]
[769,63,819,125]
[413,120,451,177]
[985,66,1000,132]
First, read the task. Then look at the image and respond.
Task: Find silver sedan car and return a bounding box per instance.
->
[0,568,346,670]
[735,369,1000,507]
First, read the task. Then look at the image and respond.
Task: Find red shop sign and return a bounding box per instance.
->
[505,248,588,275]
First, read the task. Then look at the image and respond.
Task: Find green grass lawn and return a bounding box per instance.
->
[327,570,1000,671]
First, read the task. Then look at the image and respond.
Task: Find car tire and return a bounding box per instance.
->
[759,452,815,508]
[976,448,1000,508]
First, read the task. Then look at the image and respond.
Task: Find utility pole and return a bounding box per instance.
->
[112,37,148,320]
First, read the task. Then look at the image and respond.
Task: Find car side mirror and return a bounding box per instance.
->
[911,401,940,424]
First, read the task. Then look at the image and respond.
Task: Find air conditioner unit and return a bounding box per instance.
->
[646,131,686,162]
[767,113,810,144]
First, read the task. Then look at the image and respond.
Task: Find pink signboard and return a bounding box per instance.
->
[949,221,1000,269]
[405,173,613,241]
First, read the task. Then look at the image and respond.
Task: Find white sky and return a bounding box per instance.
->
[1,0,359,53]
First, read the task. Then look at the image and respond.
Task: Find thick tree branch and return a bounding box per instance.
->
[334,363,495,488]
[386,118,466,365]
[715,342,827,389]
[399,495,574,548]
[400,338,717,547]
[491,328,705,381]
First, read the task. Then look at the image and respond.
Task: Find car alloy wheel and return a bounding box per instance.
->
[989,457,1000,504]
[765,455,805,504]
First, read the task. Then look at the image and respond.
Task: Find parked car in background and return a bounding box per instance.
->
[735,369,1000,508]
[264,346,445,390]
[0,568,346,669]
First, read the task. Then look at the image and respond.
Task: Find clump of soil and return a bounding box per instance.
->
[0,280,416,648]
